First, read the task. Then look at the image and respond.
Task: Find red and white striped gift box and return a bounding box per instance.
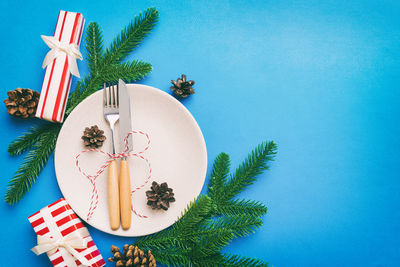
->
[28,198,105,267]
[36,10,85,123]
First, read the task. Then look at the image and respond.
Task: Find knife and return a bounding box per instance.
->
[118,79,133,230]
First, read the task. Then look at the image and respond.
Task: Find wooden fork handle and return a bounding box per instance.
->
[120,159,132,230]
[108,160,120,230]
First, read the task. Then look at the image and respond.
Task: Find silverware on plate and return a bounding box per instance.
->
[103,83,120,230]
[118,79,133,230]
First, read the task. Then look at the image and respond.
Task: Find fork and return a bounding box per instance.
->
[103,83,120,230]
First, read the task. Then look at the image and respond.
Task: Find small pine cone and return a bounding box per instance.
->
[81,125,106,148]
[109,245,157,267]
[146,181,175,210]
[4,88,40,118]
[170,74,195,98]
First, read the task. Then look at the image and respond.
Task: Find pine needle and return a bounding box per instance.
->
[208,152,230,202]
[85,22,104,75]
[151,250,191,267]
[172,195,212,234]
[7,123,55,156]
[202,215,263,238]
[5,125,60,204]
[223,141,277,201]
[99,61,152,83]
[222,253,269,267]
[216,199,268,217]
[66,9,158,116]
[102,7,159,65]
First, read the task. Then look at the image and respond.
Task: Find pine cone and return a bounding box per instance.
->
[170,74,195,98]
[108,244,156,267]
[4,88,40,118]
[81,125,106,148]
[146,181,175,210]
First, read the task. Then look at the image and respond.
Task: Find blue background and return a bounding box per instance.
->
[1,0,399,266]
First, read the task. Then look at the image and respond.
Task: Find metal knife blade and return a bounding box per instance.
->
[118,79,133,153]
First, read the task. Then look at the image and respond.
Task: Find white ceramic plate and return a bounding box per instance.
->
[55,84,207,236]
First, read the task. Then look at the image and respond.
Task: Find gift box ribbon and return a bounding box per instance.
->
[41,35,83,78]
[32,234,91,266]
[30,205,91,266]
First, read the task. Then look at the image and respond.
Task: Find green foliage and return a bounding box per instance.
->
[223,141,277,202]
[203,214,263,238]
[222,254,269,267]
[5,8,158,204]
[98,61,152,83]
[85,22,104,75]
[66,7,158,115]
[215,198,268,217]
[207,152,230,202]
[7,123,54,156]
[134,141,276,267]
[172,195,212,234]
[5,124,61,204]
[102,7,159,65]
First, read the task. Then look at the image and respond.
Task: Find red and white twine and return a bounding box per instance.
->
[75,130,152,221]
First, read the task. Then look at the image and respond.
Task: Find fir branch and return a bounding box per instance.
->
[7,123,55,156]
[102,7,159,65]
[192,228,234,257]
[222,141,277,202]
[172,195,212,234]
[66,8,158,116]
[85,22,104,75]
[135,234,190,251]
[222,253,269,267]
[202,215,263,238]
[190,253,226,267]
[66,75,104,115]
[5,125,60,204]
[151,250,191,267]
[98,61,152,83]
[208,152,230,202]
[215,199,268,217]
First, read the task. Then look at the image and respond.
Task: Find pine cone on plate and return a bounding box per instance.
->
[170,74,195,98]
[81,125,106,148]
[4,88,40,118]
[146,181,175,210]
[108,244,156,267]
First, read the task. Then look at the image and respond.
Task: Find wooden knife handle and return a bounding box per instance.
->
[108,160,120,230]
[120,159,132,230]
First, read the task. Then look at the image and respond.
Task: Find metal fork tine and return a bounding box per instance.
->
[116,84,119,107]
[110,85,114,108]
[113,85,117,108]
[111,85,115,107]
[103,83,107,107]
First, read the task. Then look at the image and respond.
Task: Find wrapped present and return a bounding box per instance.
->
[35,10,85,123]
[28,198,105,267]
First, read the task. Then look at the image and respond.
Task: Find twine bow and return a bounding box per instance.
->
[31,233,91,266]
[41,35,83,78]
[75,131,152,221]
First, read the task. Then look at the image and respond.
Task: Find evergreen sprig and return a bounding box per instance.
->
[85,22,104,75]
[5,124,61,204]
[102,7,159,65]
[7,123,55,156]
[133,141,277,266]
[66,7,158,115]
[5,8,159,204]
[223,141,277,202]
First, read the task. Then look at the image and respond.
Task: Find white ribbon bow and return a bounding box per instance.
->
[41,35,82,78]
[31,234,91,266]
